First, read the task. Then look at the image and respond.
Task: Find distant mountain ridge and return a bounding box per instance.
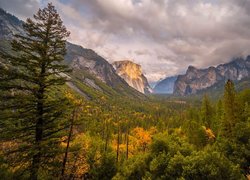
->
[112,60,152,94]
[153,76,177,94]
[174,57,250,96]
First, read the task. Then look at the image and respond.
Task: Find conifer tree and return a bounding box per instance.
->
[222,80,237,137]
[214,99,223,134]
[201,94,213,128]
[0,3,70,179]
[216,100,223,121]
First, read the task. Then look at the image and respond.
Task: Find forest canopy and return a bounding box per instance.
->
[0,3,249,180]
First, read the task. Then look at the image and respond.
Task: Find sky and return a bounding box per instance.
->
[1,0,250,83]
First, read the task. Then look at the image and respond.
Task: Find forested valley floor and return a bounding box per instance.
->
[0,3,249,180]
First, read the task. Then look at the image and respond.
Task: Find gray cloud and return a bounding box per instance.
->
[0,0,40,20]
[134,49,152,56]
[2,0,250,82]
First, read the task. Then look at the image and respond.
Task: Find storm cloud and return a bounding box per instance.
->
[1,0,250,82]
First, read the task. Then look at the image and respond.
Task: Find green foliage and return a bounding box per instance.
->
[89,152,117,180]
[149,133,193,179]
[0,3,71,179]
[116,131,245,180]
[114,154,150,180]
[182,149,244,180]
[201,95,214,128]
[222,80,238,137]
[83,135,117,180]
[0,6,249,178]
[183,119,207,148]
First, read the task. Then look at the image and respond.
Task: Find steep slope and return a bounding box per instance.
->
[112,60,152,94]
[64,44,144,99]
[153,76,177,94]
[0,8,24,40]
[0,8,144,99]
[174,57,250,96]
[65,42,128,88]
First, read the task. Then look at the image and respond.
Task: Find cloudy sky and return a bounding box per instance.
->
[1,0,250,83]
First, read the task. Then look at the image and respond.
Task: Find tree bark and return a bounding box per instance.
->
[104,119,109,152]
[126,127,129,160]
[31,86,44,180]
[116,123,120,163]
[61,108,76,179]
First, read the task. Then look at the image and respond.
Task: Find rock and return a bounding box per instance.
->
[112,60,152,94]
[174,57,250,96]
[153,76,177,94]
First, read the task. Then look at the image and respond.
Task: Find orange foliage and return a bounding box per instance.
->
[205,128,216,140]
[202,126,216,140]
[63,133,90,178]
[131,127,155,152]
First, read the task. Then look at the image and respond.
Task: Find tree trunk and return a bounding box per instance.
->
[104,120,109,152]
[31,86,44,180]
[126,127,129,160]
[61,108,76,179]
[116,124,120,163]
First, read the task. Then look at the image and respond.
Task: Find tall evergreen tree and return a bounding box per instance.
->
[201,94,213,128]
[214,99,223,134]
[222,80,237,138]
[0,3,70,179]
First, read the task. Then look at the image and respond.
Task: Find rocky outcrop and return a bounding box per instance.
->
[112,60,152,94]
[153,76,177,94]
[174,57,250,96]
[65,42,129,88]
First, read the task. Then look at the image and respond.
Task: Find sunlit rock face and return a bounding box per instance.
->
[174,57,250,96]
[113,60,152,94]
[65,42,131,88]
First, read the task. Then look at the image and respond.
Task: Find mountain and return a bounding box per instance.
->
[65,42,134,90]
[0,8,144,99]
[174,57,250,96]
[153,76,177,94]
[112,60,152,94]
[0,8,24,40]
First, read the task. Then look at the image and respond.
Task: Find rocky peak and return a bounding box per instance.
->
[187,65,197,72]
[113,60,142,79]
[174,57,250,96]
[246,56,250,62]
[113,60,152,94]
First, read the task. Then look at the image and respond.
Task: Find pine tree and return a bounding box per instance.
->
[214,99,223,134]
[222,80,237,137]
[216,100,223,121]
[0,3,70,179]
[201,94,213,128]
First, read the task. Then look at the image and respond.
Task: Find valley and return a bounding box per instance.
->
[0,3,249,180]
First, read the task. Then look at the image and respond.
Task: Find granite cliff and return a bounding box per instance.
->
[113,60,152,94]
[174,57,250,96]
